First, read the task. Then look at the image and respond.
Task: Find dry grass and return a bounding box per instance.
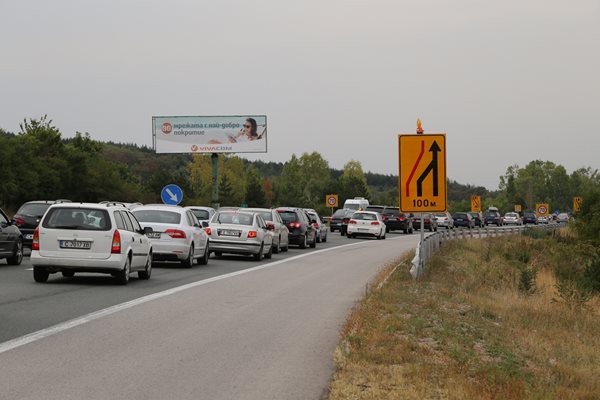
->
[328,233,600,400]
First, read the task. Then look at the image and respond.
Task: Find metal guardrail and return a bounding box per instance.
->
[410,223,565,279]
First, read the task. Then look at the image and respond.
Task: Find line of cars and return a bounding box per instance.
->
[1,200,332,284]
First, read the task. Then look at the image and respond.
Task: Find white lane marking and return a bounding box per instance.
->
[1,236,410,354]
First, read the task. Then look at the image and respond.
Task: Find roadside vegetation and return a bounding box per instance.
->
[329,227,600,399]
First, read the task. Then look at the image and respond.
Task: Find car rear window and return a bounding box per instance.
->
[132,210,181,224]
[277,210,299,223]
[384,208,401,217]
[17,203,52,217]
[332,209,346,217]
[42,208,111,231]
[454,213,468,218]
[215,212,254,225]
[366,206,384,213]
[352,213,377,221]
[191,209,211,220]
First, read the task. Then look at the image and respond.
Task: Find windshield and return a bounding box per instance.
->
[42,208,111,231]
[214,212,254,225]
[17,203,51,217]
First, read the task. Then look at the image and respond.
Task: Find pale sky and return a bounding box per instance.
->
[2,0,598,190]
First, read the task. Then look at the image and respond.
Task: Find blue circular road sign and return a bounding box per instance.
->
[161,184,183,205]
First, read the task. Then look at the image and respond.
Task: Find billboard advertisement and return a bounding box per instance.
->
[153,115,267,154]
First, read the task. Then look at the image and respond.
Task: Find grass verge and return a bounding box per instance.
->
[328,232,600,399]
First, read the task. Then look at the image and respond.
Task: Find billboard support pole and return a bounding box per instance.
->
[211,153,219,209]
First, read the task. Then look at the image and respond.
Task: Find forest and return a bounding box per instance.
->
[1,116,599,240]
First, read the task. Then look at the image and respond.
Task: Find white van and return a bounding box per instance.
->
[343,197,369,211]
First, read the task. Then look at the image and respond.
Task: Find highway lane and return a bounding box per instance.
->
[0,233,352,343]
[0,231,419,400]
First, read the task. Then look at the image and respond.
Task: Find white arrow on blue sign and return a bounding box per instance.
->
[161,184,183,205]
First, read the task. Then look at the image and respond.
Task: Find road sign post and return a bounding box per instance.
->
[325,194,338,215]
[398,134,447,213]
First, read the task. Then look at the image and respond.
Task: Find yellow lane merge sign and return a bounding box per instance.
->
[398,134,447,213]
[573,197,582,212]
[470,195,481,212]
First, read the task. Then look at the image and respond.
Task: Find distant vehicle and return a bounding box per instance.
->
[453,212,475,229]
[31,202,153,284]
[557,213,570,223]
[343,197,369,211]
[503,212,522,225]
[206,210,274,261]
[382,207,413,234]
[412,213,438,232]
[12,199,71,248]
[469,211,485,227]
[306,210,328,243]
[537,215,549,224]
[346,211,386,239]
[434,212,454,229]
[0,207,23,265]
[522,211,538,225]
[186,206,216,224]
[132,205,209,267]
[276,207,317,249]
[365,205,385,214]
[330,208,355,235]
[484,210,503,226]
[245,207,290,253]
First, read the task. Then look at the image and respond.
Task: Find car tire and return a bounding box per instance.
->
[33,267,49,283]
[347,233,353,239]
[7,238,23,266]
[382,231,386,239]
[273,236,281,254]
[62,271,75,278]
[281,242,289,252]
[309,235,316,248]
[181,245,194,268]
[254,243,264,261]
[116,256,131,285]
[316,234,321,243]
[299,235,307,249]
[265,243,273,259]
[138,252,153,279]
[198,244,209,265]
[322,234,327,243]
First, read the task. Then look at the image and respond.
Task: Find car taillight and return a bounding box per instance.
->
[266,222,275,231]
[382,216,388,221]
[348,220,357,224]
[313,223,319,229]
[32,227,40,251]
[14,217,25,227]
[371,221,380,225]
[204,227,211,235]
[288,222,301,229]
[248,231,257,238]
[397,217,405,221]
[165,229,186,239]
[111,230,121,254]
[342,218,349,224]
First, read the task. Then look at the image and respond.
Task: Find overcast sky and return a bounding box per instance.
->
[2,1,598,190]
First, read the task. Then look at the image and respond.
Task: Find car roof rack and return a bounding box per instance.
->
[102,202,128,208]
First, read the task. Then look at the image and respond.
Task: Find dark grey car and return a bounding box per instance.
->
[0,208,24,265]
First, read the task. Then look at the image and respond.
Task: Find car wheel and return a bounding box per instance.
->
[116,256,131,285]
[138,252,153,279]
[322,233,327,243]
[265,243,273,259]
[198,243,209,265]
[254,243,264,261]
[33,267,49,283]
[273,236,281,254]
[382,231,386,239]
[7,238,23,265]
[181,245,194,268]
[299,235,307,249]
[347,233,353,239]
[281,241,289,252]
[62,271,75,278]
[309,235,316,248]
[316,234,321,243]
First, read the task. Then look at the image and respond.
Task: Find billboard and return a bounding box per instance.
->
[153,115,267,154]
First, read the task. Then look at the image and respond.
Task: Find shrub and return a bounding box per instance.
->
[518,266,537,295]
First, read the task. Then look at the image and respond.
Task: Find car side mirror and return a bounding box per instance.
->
[311,219,317,224]
[202,221,209,228]
[143,226,153,235]
[0,221,8,228]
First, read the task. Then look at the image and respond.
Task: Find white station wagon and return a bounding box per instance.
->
[30,202,153,284]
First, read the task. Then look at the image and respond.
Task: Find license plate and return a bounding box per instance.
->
[358,228,368,232]
[25,234,33,240]
[219,229,240,237]
[59,240,91,249]
[147,232,161,239]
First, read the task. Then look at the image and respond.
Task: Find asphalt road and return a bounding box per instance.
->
[0,231,419,400]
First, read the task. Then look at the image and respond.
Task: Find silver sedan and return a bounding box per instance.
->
[245,208,289,253]
[207,211,274,261]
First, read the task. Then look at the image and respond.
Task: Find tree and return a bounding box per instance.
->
[245,166,267,207]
